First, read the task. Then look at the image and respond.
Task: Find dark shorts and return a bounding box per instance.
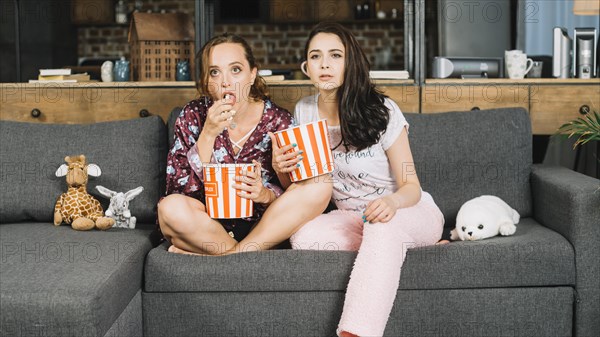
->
[156,196,258,243]
[157,217,256,245]
[219,218,257,241]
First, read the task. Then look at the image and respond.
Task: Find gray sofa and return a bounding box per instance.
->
[1,107,598,337]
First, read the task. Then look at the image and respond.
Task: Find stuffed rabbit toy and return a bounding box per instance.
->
[95,186,144,229]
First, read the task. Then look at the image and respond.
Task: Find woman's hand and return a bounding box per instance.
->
[364,195,399,224]
[234,160,275,204]
[203,96,236,138]
[268,132,303,174]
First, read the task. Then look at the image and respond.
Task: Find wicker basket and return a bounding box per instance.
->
[129,12,195,81]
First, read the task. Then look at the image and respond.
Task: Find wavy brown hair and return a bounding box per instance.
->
[195,33,269,101]
[304,22,389,151]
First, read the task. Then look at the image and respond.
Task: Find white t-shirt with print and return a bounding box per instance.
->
[294,94,428,211]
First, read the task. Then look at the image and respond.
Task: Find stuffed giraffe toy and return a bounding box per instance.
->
[53,155,115,230]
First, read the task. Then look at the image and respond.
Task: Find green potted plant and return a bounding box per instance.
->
[556,108,600,179]
[557,109,600,147]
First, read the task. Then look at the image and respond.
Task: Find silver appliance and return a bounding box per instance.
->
[437,0,511,58]
[552,27,572,79]
[432,57,504,78]
[573,28,597,79]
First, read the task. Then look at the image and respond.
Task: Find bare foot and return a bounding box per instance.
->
[435,239,450,245]
[339,331,358,337]
[167,245,206,256]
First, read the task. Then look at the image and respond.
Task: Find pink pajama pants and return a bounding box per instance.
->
[290,193,444,337]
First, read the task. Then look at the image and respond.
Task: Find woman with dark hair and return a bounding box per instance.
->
[158,33,331,255]
[288,23,444,336]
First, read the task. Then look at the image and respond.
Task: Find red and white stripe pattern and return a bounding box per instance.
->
[274,119,334,182]
[202,163,255,219]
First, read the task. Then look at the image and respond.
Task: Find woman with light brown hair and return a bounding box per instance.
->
[158,33,332,255]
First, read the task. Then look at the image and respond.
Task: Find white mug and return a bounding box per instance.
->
[101,61,114,82]
[505,49,525,58]
[504,50,525,77]
[505,53,534,79]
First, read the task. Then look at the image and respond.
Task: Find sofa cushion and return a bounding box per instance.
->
[0,116,168,224]
[404,108,532,227]
[145,242,357,293]
[399,217,574,289]
[144,218,574,293]
[0,223,154,337]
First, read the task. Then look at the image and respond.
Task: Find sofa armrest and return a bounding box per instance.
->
[531,164,600,337]
[532,164,600,242]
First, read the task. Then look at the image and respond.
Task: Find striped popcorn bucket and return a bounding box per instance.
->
[202,163,255,219]
[274,119,334,182]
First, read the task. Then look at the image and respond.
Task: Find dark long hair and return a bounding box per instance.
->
[304,22,389,151]
[195,33,269,100]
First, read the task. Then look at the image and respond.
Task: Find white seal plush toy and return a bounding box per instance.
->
[450,195,519,241]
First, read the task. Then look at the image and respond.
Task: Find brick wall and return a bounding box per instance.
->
[78,27,129,60]
[215,22,403,69]
[77,1,403,69]
[77,0,195,62]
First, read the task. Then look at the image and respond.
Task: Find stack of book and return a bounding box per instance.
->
[29,69,91,83]
[258,69,285,82]
[369,70,410,80]
[261,74,285,82]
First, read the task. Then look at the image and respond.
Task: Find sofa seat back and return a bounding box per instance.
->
[0,116,168,225]
[404,108,532,227]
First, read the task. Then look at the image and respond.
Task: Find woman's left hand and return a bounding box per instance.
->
[268,132,302,174]
[364,195,398,223]
[234,160,274,204]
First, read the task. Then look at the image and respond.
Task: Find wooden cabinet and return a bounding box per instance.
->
[71,0,114,24]
[269,0,353,22]
[269,83,317,112]
[314,1,353,22]
[421,82,529,113]
[530,84,600,135]
[422,78,600,135]
[0,80,416,124]
[270,0,316,23]
[267,80,419,113]
[379,84,420,113]
[269,0,403,23]
[376,0,404,15]
[0,82,197,124]
[1,79,598,136]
